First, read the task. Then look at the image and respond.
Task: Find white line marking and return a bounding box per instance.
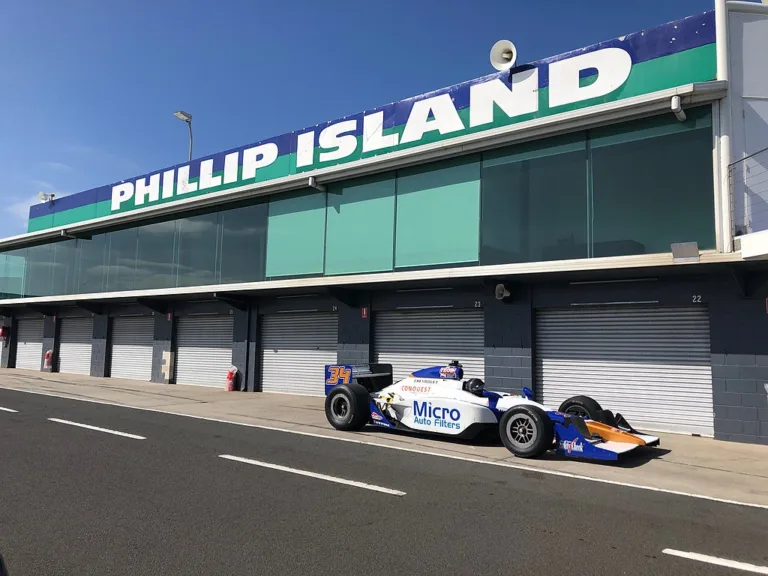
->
[219,454,406,496]
[48,418,146,440]
[0,406,18,413]
[3,385,767,510]
[662,549,768,574]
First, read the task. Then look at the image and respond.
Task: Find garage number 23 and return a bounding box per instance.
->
[326,366,352,385]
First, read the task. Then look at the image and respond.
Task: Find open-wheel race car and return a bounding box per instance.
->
[324,361,660,461]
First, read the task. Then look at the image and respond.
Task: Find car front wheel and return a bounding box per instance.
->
[499,405,554,458]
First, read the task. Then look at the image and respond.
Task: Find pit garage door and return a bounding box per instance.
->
[174,315,234,387]
[261,312,338,395]
[536,306,714,436]
[111,316,154,381]
[15,318,43,370]
[58,317,93,375]
[373,309,485,382]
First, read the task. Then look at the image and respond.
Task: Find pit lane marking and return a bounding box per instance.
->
[48,418,146,440]
[219,454,407,496]
[0,406,18,413]
[663,549,768,573]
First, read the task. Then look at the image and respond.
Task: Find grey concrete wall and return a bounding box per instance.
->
[42,315,57,372]
[90,315,110,378]
[1,317,15,369]
[337,298,371,366]
[710,298,768,444]
[232,306,257,392]
[151,313,174,384]
[246,305,259,392]
[483,290,532,395]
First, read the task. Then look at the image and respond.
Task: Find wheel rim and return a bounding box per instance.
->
[331,395,350,421]
[566,407,588,418]
[506,414,537,450]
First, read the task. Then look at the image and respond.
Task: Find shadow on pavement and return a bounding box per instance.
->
[360,425,669,468]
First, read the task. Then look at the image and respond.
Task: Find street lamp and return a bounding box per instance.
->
[173,110,193,162]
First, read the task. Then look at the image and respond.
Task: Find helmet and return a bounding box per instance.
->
[465,378,485,396]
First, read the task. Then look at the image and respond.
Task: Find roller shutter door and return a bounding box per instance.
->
[111,316,154,381]
[175,315,233,387]
[261,313,338,395]
[536,306,714,436]
[15,319,43,370]
[374,310,485,382]
[58,317,93,375]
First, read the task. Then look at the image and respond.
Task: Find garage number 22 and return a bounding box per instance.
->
[326,366,352,385]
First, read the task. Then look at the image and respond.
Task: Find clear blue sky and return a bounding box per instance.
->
[0,0,718,238]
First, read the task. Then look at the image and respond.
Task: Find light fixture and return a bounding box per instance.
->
[308,176,326,192]
[173,110,194,161]
[671,96,687,122]
[671,241,699,263]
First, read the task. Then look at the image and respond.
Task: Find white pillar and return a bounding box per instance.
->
[716,0,734,251]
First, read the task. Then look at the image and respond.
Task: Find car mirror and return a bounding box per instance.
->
[522,387,534,400]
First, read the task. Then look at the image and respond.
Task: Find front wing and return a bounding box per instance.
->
[549,411,660,461]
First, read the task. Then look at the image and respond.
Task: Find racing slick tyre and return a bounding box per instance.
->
[558,395,603,421]
[499,405,554,459]
[325,383,370,432]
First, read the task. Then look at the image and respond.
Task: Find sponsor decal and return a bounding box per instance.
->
[412,401,461,430]
[371,412,382,421]
[401,385,431,393]
[439,366,458,378]
[560,439,584,454]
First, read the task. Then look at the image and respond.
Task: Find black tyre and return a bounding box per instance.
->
[325,383,370,431]
[499,405,554,458]
[558,395,603,420]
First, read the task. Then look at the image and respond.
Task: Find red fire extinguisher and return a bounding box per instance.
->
[226,366,238,391]
[43,349,54,371]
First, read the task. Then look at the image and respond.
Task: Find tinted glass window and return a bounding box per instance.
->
[590,106,715,256]
[25,244,54,297]
[51,240,78,296]
[105,228,138,292]
[0,250,26,299]
[176,212,220,287]
[325,173,395,276]
[266,190,326,278]
[481,135,588,264]
[395,156,480,269]
[77,235,107,294]
[136,221,177,290]
[219,202,268,284]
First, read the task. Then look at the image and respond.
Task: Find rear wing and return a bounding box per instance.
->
[324,364,393,395]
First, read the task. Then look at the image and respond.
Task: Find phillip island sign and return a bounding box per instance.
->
[28,11,716,231]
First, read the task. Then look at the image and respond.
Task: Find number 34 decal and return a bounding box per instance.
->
[326,366,352,385]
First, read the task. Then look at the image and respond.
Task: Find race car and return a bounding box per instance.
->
[323,361,660,461]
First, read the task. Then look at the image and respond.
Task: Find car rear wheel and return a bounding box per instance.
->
[499,405,554,458]
[558,395,603,421]
[325,383,370,431]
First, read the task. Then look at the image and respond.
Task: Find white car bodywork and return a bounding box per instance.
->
[371,373,541,436]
